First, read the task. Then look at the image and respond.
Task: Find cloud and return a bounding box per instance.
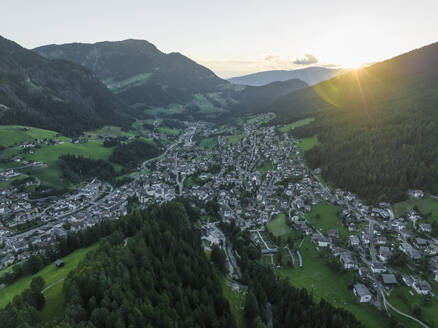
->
[293,54,318,65]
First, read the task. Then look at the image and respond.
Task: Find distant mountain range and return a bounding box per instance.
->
[34,40,227,109]
[0,36,131,136]
[228,66,344,86]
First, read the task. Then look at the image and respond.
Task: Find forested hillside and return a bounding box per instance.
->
[0,200,367,327]
[284,42,438,203]
[0,36,132,136]
[35,39,226,108]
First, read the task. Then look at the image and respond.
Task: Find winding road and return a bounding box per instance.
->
[381,291,430,328]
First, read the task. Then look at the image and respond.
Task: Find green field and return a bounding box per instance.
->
[278,239,390,328]
[267,213,292,237]
[0,243,99,309]
[0,125,63,148]
[387,286,438,328]
[193,94,226,113]
[256,160,273,175]
[199,137,218,149]
[40,282,65,322]
[226,134,242,145]
[307,203,348,238]
[221,279,246,328]
[393,195,438,224]
[157,126,180,136]
[21,139,120,187]
[86,125,136,138]
[279,117,315,133]
[298,135,320,152]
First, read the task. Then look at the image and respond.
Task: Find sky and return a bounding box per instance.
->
[2,0,438,78]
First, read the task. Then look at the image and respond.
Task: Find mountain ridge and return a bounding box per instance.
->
[228,66,344,86]
[0,36,132,136]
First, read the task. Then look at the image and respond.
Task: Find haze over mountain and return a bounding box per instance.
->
[277,41,438,203]
[34,40,227,109]
[0,36,131,136]
[228,66,344,87]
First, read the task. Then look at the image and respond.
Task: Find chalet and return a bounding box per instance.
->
[371,262,386,274]
[413,238,428,249]
[378,246,391,262]
[353,283,372,303]
[340,252,357,270]
[412,280,432,295]
[402,275,414,287]
[349,235,360,247]
[311,234,330,248]
[418,223,432,233]
[381,274,398,286]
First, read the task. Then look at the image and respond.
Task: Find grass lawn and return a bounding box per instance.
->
[393,195,438,223]
[0,125,64,148]
[279,117,315,133]
[267,213,292,237]
[278,238,390,328]
[85,125,135,138]
[0,243,99,309]
[193,94,226,113]
[199,137,218,149]
[226,134,242,145]
[298,135,320,152]
[40,282,65,322]
[387,285,438,328]
[157,127,180,136]
[307,203,348,238]
[20,140,121,187]
[256,160,273,175]
[221,278,246,328]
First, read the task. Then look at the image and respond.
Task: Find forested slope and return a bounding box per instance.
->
[284,42,438,203]
[0,36,132,136]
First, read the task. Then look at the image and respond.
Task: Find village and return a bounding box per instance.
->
[1,113,438,325]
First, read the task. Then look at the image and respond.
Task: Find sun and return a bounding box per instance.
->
[342,59,364,70]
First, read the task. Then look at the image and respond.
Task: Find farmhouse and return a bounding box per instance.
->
[412,280,432,295]
[353,283,372,303]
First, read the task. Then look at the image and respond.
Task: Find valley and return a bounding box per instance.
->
[1,112,438,327]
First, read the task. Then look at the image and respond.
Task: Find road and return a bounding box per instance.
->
[284,246,295,266]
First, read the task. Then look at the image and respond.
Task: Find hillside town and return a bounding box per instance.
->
[1,113,438,324]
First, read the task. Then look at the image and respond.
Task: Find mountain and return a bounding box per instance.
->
[0,36,132,136]
[277,41,438,203]
[228,66,343,86]
[34,39,227,109]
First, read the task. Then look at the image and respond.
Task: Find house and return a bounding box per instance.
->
[412,280,432,295]
[349,235,360,247]
[381,274,398,286]
[311,234,330,248]
[340,252,357,270]
[353,283,372,303]
[413,238,428,249]
[358,267,370,278]
[409,190,424,199]
[418,223,432,233]
[402,275,414,287]
[376,236,387,245]
[329,229,339,239]
[371,262,386,274]
[378,246,391,262]
[55,259,65,268]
